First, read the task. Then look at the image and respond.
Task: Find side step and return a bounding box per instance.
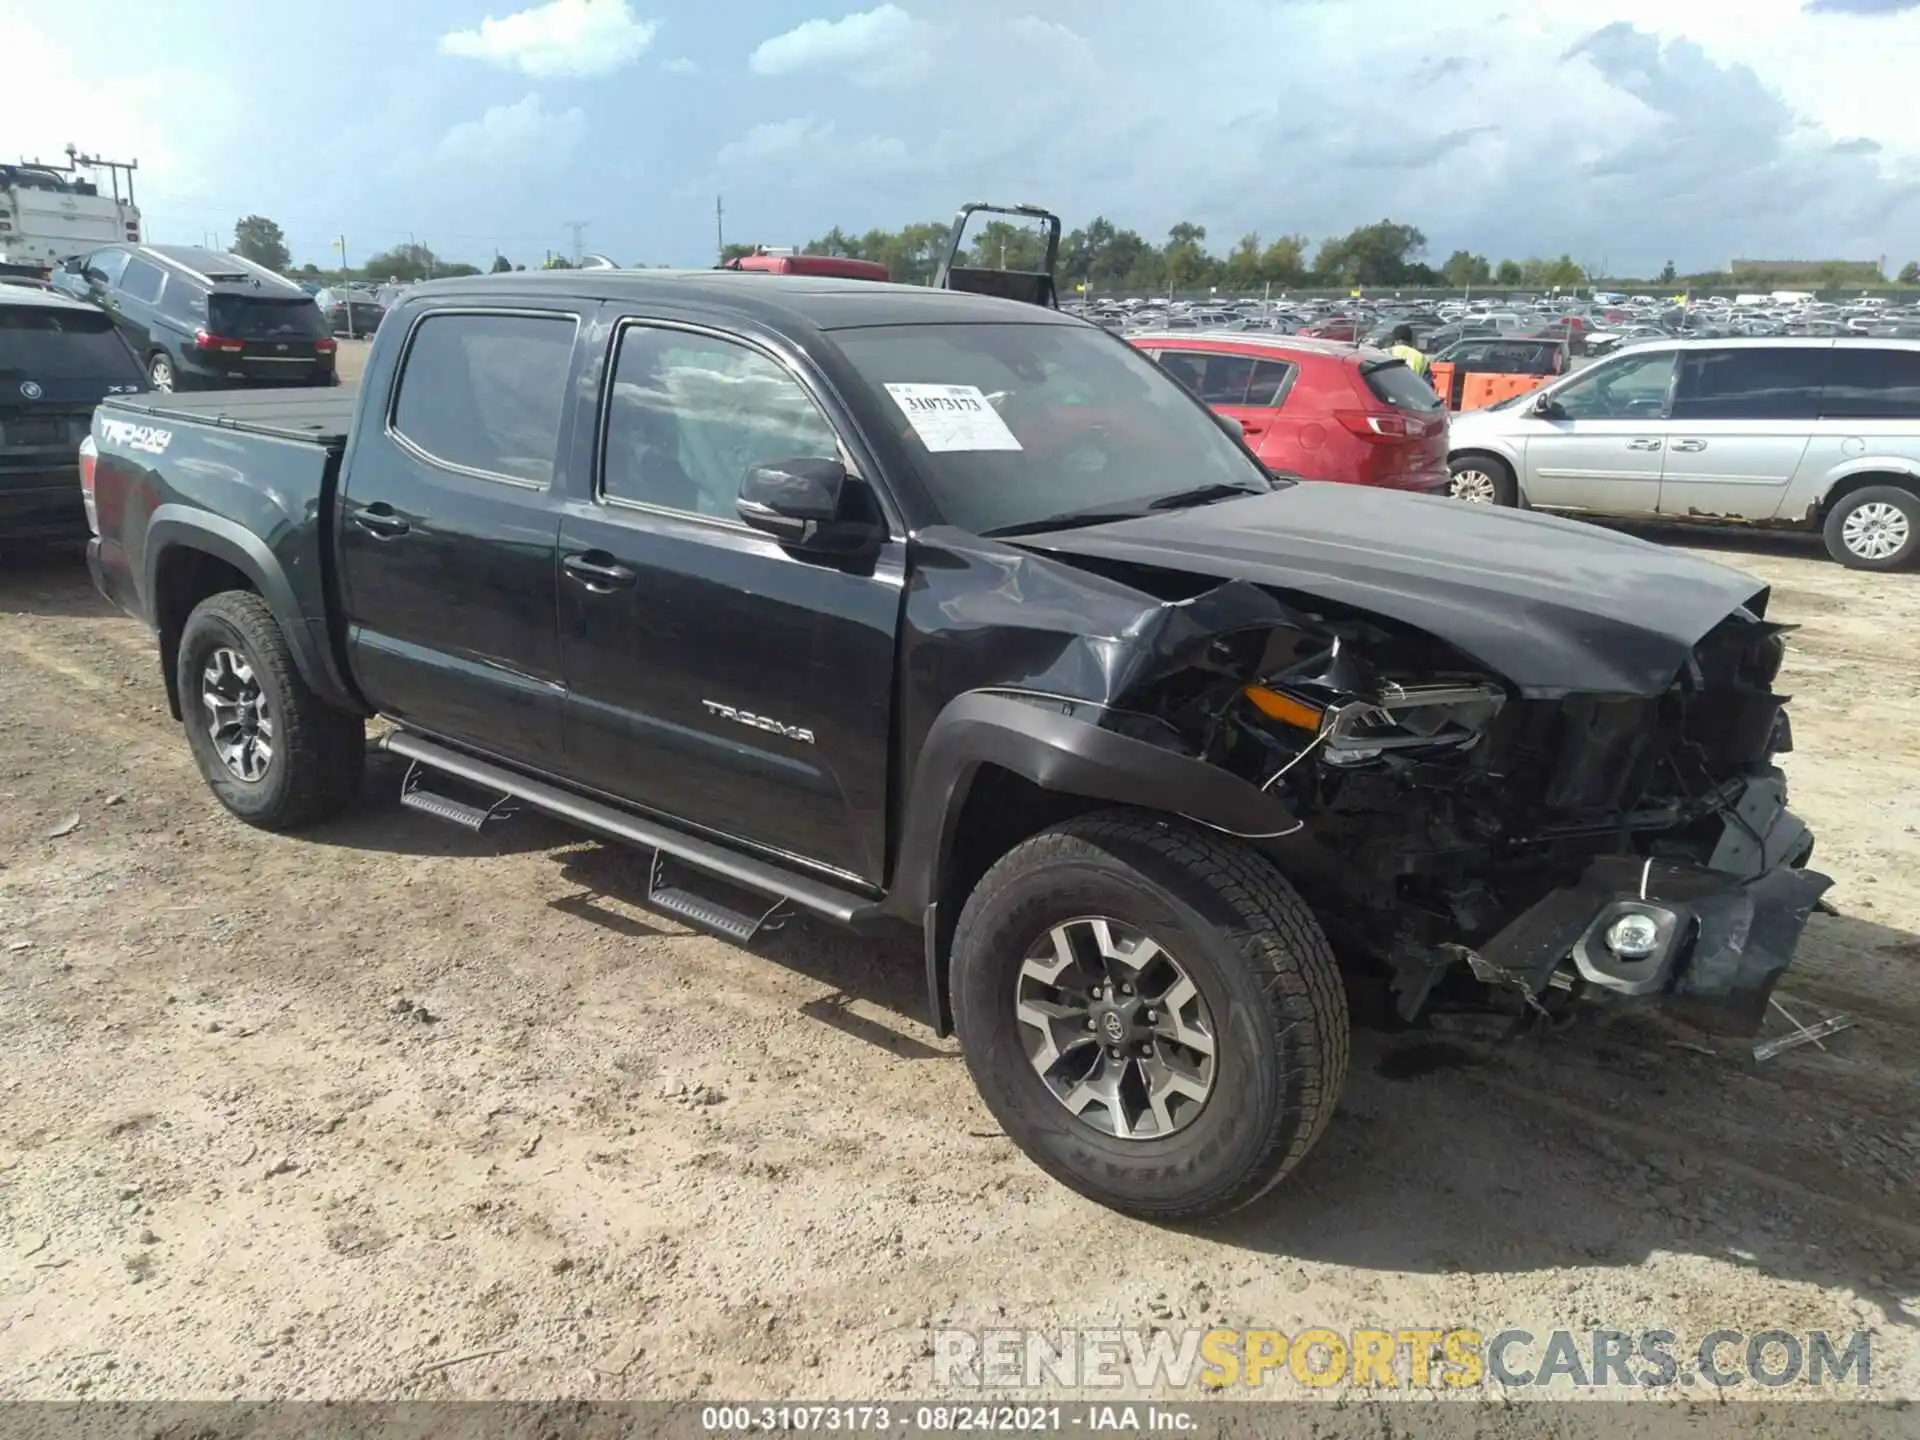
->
[398,760,517,833]
[648,853,792,945]
[381,731,882,930]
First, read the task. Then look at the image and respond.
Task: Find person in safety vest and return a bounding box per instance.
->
[1388,323,1431,380]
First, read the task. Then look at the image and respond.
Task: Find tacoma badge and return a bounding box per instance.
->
[701,700,815,744]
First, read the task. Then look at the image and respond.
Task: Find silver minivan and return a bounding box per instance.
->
[1446,338,1920,570]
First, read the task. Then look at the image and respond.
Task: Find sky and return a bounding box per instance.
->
[7,0,1920,277]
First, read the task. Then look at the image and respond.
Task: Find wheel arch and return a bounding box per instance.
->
[145,508,360,720]
[1814,466,1920,522]
[890,689,1300,1036]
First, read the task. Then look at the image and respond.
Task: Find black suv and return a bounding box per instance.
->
[0,278,146,538]
[55,245,337,392]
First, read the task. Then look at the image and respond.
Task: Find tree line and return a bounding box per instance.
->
[227,211,1920,295]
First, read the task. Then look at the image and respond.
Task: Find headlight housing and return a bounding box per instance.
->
[1243,678,1506,766]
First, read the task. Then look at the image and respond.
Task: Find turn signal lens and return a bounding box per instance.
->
[1244,685,1323,731]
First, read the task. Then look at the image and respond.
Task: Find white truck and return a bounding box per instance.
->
[0,150,141,272]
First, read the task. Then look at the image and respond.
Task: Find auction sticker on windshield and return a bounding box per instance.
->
[885,383,1023,452]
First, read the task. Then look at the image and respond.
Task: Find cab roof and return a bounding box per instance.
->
[400,269,1078,332]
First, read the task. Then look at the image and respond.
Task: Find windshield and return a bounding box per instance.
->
[0,304,144,382]
[830,321,1271,535]
[207,295,328,342]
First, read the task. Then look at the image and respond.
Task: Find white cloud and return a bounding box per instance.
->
[439,94,589,168]
[717,116,907,172]
[661,56,700,74]
[440,0,657,78]
[747,4,933,89]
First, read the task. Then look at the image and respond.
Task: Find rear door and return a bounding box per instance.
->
[111,256,168,355]
[205,293,335,386]
[1657,345,1826,520]
[1518,346,1676,512]
[1150,348,1296,449]
[336,306,582,767]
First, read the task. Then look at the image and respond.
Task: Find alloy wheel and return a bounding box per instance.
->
[1841,501,1910,561]
[201,647,274,782]
[149,355,174,392]
[1014,917,1217,1139]
[1449,467,1499,503]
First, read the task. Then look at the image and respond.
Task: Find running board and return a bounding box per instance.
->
[381,731,880,929]
[648,853,792,945]
[398,760,517,832]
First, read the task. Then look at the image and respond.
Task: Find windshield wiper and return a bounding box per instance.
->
[1145,481,1269,510]
[983,508,1153,539]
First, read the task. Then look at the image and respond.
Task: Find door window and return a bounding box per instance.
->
[1245,358,1298,407]
[82,249,130,289]
[1822,347,1920,420]
[390,311,578,485]
[1549,350,1677,420]
[117,258,166,305]
[600,325,841,518]
[1671,347,1828,421]
[1154,349,1271,407]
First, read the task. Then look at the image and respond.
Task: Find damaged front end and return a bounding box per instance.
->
[1141,599,1829,1037]
[925,523,1831,1040]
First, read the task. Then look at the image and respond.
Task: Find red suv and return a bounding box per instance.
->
[1130,333,1450,494]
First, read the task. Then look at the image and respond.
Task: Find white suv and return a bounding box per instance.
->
[1446,337,1920,570]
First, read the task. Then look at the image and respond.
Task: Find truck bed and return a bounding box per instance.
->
[107,387,355,448]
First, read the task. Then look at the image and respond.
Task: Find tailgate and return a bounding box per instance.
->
[206,294,336,380]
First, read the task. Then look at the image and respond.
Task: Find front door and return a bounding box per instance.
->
[1656,345,1826,521]
[1518,347,1678,513]
[336,307,583,768]
[556,319,903,885]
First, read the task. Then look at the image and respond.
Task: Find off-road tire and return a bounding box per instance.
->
[177,591,364,830]
[950,810,1348,1222]
[1822,484,1920,571]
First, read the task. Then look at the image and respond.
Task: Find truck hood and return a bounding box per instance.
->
[1014,485,1770,698]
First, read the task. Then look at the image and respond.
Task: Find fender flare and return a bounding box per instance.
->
[887,689,1299,921]
[145,506,361,714]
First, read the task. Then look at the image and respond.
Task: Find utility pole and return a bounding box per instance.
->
[715,195,725,265]
[565,220,587,266]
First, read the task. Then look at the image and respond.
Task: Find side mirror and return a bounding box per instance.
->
[1530,393,1566,419]
[737,457,880,555]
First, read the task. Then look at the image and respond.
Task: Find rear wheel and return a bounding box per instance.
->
[177,591,365,830]
[1448,452,1518,506]
[950,811,1348,1222]
[148,352,176,393]
[1823,485,1919,571]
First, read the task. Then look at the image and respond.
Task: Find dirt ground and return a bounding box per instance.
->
[1,520,1917,1410]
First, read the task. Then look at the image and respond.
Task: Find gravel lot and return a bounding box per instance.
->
[1,513,1916,1409]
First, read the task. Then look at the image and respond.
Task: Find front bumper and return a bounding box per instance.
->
[1473,851,1831,1037]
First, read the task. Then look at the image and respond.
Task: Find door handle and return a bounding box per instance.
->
[563,552,637,590]
[1671,439,1707,452]
[1625,438,1663,451]
[352,504,410,538]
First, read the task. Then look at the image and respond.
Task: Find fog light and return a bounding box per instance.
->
[1605,913,1661,960]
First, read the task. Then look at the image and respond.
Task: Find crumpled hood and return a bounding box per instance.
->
[1015,485,1771,697]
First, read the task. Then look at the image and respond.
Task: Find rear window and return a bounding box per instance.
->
[207,295,327,342]
[1822,347,1920,420]
[1362,359,1443,412]
[0,304,144,382]
[390,311,578,484]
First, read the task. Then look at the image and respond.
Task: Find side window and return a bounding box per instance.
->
[1245,358,1297,407]
[391,312,577,485]
[1154,350,1257,406]
[118,258,165,304]
[1822,347,1920,420]
[84,249,130,288]
[1671,347,1827,421]
[1551,350,1678,421]
[601,325,841,517]
[1450,342,1491,369]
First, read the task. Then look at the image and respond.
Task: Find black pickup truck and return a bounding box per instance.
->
[86,270,1829,1220]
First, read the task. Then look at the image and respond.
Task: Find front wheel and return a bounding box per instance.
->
[950,812,1349,1222]
[177,591,366,830]
[1823,485,1919,571]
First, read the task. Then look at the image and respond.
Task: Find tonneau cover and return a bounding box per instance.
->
[105,387,355,447]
